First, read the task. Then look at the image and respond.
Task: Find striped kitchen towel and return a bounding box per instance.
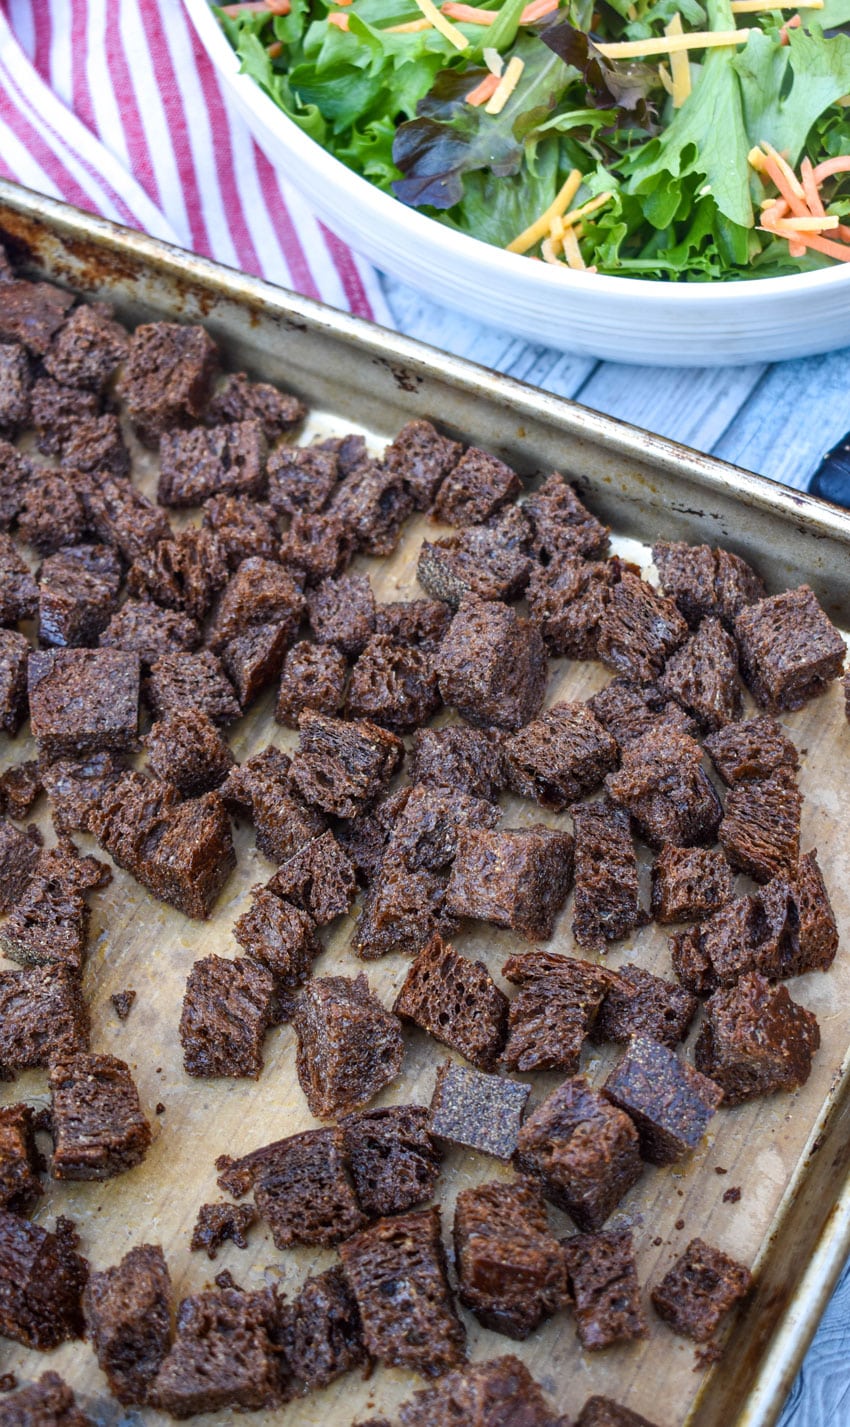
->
[0,0,391,324]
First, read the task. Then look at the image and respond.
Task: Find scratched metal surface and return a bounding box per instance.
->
[1,184,850,1426]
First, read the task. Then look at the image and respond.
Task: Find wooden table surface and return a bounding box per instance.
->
[377,270,850,1427]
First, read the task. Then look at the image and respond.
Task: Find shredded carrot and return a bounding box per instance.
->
[812,156,850,183]
[761,141,805,198]
[760,220,850,261]
[762,155,808,217]
[221,0,290,13]
[442,1,496,19]
[328,11,350,28]
[521,0,559,21]
[466,72,501,104]
[267,39,283,55]
[779,13,801,42]
[801,156,825,217]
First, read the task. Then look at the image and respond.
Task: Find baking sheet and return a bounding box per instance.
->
[1,182,850,1427]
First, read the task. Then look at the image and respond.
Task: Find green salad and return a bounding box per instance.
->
[215,0,850,279]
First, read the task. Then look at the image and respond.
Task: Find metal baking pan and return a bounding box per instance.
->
[1,179,849,1427]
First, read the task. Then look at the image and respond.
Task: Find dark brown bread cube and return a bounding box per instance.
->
[119,321,217,447]
[718,768,802,883]
[383,418,463,509]
[0,440,33,532]
[523,472,609,561]
[504,701,617,812]
[563,1228,647,1350]
[571,802,642,950]
[0,761,41,820]
[190,1203,256,1259]
[37,544,121,648]
[268,830,356,924]
[602,1036,722,1164]
[144,649,241,726]
[394,933,508,1071]
[577,1397,660,1427]
[29,379,99,456]
[651,1238,752,1341]
[26,650,137,764]
[294,973,404,1119]
[417,505,534,606]
[653,540,765,629]
[330,460,413,557]
[152,1284,283,1417]
[671,879,801,994]
[353,854,457,960]
[0,632,29,737]
[232,887,319,986]
[453,1178,567,1340]
[291,709,404,818]
[736,584,846,710]
[275,639,347,726]
[437,596,547,730]
[207,556,304,652]
[0,533,38,624]
[0,1373,94,1426]
[606,728,722,850]
[381,782,499,874]
[92,772,236,918]
[220,1128,365,1249]
[336,785,411,885]
[144,707,234,797]
[516,1077,642,1231]
[42,301,128,392]
[279,509,354,583]
[83,1245,171,1405]
[375,597,451,650]
[0,820,40,913]
[16,471,88,556]
[589,676,697,751]
[502,951,616,1074]
[40,753,123,835]
[0,854,91,972]
[0,1212,87,1349]
[447,824,573,941]
[433,446,521,527]
[99,600,200,669]
[221,746,326,863]
[59,414,129,479]
[339,1206,466,1378]
[201,492,278,569]
[0,965,89,1079]
[398,1355,564,1427]
[306,572,375,655]
[179,954,274,1078]
[794,849,839,973]
[526,555,623,660]
[428,1060,529,1160]
[651,845,733,924]
[0,343,30,434]
[49,1053,150,1181]
[80,472,171,564]
[0,280,74,355]
[284,1265,365,1391]
[341,1105,441,1219]
[127,527,229,620]
[597,571,688,683]
[704,715,799,785]
[659,616,742,731]
[206,370,305,438]
[219,622,291,707]
[347,634,441,732]
[159,420,267,508]
[694,972,820,1104]
[267,443,339,516]
[0,1105,41,1213]
[410,724,505,801]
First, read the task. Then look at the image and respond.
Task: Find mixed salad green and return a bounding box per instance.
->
[215,0,850,279]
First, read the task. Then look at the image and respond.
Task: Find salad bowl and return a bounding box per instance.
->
[185,0,850,365]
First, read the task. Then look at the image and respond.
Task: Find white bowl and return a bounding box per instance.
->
[186,0,850,366]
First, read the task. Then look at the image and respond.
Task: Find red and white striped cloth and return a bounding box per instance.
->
[0,0,391,324]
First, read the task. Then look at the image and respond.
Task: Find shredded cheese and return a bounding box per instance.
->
[561,190,614,228]
[838,95,850,106]
[506,169,582,253]
[731,0,820,9]
[541,236,563,263]
[483,45,504,74]
[665,14,692,108]
[773,215,841,232]
[748,145,768,172]
[385,16,433,29]
[550,214,566,240]
[596,28,749,57]
[485,54,524,113]
[658,61,675,96]
[562,226,586,269]
[761,141,805,199]
[414,0,469,46]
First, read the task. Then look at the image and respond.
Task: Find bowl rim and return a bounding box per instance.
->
[186,0,850,305]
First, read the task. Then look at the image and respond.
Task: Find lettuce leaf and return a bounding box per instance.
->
[733,24,850,163]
